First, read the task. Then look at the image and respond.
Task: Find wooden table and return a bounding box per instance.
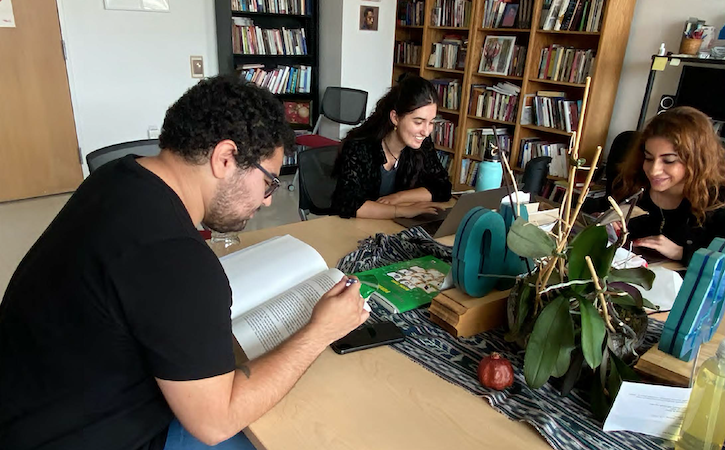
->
[213,216,549,450]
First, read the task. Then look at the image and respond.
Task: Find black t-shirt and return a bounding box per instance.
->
[0,156,236,450]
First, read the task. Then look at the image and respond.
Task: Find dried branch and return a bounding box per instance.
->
[585,255,615,332]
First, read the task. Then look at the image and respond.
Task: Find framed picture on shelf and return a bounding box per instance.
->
[479,36,516,76]
[284,101,312,125]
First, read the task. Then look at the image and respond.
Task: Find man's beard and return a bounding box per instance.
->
[202,176,257,233]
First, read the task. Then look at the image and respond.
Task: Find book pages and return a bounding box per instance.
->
[232,268,344,359]
[219,235,327,319]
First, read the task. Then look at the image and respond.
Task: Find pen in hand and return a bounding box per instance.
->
[343,278,371,312]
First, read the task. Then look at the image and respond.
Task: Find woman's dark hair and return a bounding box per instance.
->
[159,75,295,169]
[343,75,438,144]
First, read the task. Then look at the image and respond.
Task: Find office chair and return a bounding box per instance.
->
[521,156,551,195]
[86,139,160,173]
[605,131,639,197]
[297,144,339,221]
[295,87,368,149]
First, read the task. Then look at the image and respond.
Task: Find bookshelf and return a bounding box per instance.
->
[214,0,319,174]
[393,0,636,191]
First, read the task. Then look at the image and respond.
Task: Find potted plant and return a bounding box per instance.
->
[501,89,656,418]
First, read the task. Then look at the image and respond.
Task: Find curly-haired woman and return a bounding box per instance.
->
[614,106,725,263]
[331,76,453,219]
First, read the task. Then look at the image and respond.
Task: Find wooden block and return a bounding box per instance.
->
[635,319,725,387]
[428,288,510,337]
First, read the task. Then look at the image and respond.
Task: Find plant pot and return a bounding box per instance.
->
[607,305,649,363]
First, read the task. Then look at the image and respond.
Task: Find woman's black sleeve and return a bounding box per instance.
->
[331,141,373,218]
[419,142,453,202]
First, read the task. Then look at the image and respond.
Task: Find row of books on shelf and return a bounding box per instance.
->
[478,37,525,77]
[395,40,422,66]
[540,0,604,32]
[431,79,461,110]
[397,0,426,26]
[239,64,312,94]
[469,82,520,122]
[465,127,511,158]
[520,92,581,132]
[430,0,472,28]
[537,46,595,84]
[481,0,533,29]
[432,117,456,149]
[231,0,310,15]
[436,150,455,177]
[459,159,480,185]
[518,138,569,178]
[232,18,308,55]
[427,35,466,70]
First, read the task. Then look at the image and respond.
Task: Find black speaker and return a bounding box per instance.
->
[657,94,676,115]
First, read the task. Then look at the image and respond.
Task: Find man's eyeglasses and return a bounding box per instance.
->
[254,163,281,198]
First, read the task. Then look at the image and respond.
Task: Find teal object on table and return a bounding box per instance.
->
[475,161,503,191]
[451,204,529,297]
[659,238,725,361]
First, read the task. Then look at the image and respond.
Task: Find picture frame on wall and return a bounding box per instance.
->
[360,6,379,31]
[479,36,516,76]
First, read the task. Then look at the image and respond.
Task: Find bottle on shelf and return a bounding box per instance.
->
[676,339,725,450]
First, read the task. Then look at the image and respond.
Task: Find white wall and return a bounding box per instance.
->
[318,0,396,139]
[57,0,218,175]
[606,0,725,152]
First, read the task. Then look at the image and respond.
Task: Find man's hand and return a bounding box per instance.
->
[308,277,369,344]
[395,202,446,218]
[633,235,684,261]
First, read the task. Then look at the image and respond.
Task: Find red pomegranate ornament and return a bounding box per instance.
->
[477,352,514,390]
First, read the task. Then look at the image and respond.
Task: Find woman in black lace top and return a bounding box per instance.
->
[614,107,725,264]
[331,76,452,219]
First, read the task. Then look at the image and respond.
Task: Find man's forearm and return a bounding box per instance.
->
[222,324,329,437]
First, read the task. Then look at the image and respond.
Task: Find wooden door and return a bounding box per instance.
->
[0,0,82,202]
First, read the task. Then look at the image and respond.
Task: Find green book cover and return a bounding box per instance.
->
[355,256,451,314]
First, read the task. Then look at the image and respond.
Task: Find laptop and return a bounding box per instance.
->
[394,187,510,238]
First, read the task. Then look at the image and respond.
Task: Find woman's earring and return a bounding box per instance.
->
[394,126,398,131]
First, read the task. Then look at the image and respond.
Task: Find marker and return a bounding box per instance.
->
[344,278,359,288]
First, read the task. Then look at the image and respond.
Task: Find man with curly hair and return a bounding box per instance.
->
[0,76,369,450]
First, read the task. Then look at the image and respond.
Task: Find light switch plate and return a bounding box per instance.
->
[190,56,204,78]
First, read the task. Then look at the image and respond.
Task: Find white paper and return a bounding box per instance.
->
[612,247,648,270]
[603,381,691,439]
[0,0,16,28]
[232,268,344,359]
[635,266,683,311]
[219,235,328,319]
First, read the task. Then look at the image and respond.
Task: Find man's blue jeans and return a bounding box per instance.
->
[163,419,256,450]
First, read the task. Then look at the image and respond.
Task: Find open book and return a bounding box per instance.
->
[219,235,344,360]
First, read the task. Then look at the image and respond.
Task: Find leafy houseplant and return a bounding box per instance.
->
[500,80,656,419]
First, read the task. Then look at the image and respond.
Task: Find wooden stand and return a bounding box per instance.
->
[429,287,510,337]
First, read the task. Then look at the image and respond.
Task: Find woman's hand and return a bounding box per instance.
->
[633,235,684,261]
[377,193,404,205]
[395,202,445,218]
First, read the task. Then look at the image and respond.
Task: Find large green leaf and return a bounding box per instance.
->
[507,217,557,259]
[608,268,656,290]
[579,297,606,369]
[608,282,643,309]
[607,352,640,402]
[568,225,615,282]
[524,296,575,389]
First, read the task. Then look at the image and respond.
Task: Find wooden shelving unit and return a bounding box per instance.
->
[393,0,636,191]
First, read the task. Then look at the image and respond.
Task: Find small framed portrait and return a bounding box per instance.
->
[360,6,379,31]
[190,56,205,78]
[478,35,516,76]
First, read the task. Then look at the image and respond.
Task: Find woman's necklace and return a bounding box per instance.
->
[658,205,665,234]
[382,138,400,169]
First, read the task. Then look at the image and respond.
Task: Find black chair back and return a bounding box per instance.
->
[298,145,339,219]
[522,156,551,195]
[86,139,160,173]
[320,87,368,125]
[606,131,639,196]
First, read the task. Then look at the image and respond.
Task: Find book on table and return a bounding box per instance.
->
[220,235,348,360]
[355,256,452,314]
